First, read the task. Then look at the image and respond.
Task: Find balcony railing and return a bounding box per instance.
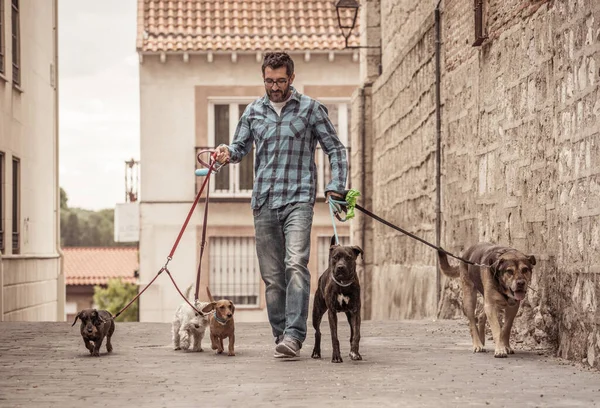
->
[195,146,351,199]
[12,231,19,253]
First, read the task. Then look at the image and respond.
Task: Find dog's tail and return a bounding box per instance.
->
[206,287,215,303]
[437,250,460,278]
[184,284,193,300]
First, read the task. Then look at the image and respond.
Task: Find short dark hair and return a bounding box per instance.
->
[261,52,294,77]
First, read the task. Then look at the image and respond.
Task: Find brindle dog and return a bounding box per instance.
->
[311,236,364,363]
[72,308,115,357]
[438,242,536,358]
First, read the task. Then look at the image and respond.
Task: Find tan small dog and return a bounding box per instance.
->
[201,287,235,356]
[438,242,536,358]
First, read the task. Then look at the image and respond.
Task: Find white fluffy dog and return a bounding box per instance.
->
[172,285,210,352]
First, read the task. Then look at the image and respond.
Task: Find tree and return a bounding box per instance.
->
[60,187,69,209]
[93,278,139,322]
[60,187,137,247]
[63,212,81,246]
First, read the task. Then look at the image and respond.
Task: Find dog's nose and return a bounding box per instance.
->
[194,324,200,329]
[227,313,232,318]
[515,279,527,289]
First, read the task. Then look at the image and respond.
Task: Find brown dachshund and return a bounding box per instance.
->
[201,287,236,356]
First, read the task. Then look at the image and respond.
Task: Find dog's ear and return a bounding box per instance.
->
[351,246,364,259]
[330,235,337,247]
[71,311,82,327]
[201,302,216,314]
[487,253,501,274]
[91,310,101,325]
[527,255,537,266]
[229,301,235,315]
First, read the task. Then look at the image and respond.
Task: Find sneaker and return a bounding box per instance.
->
[274,337,301,358]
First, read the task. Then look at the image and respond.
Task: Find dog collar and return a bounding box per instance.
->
[213,312,228,325]
[331,275,354,287]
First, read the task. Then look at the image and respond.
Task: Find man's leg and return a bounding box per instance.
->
[281,203,314,344]
[254,206,286,340]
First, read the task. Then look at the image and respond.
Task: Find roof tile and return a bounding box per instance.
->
[63,247,139,286]
[137,0,360,52]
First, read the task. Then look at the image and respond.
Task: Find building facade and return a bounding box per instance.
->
[0,0,62,321]
[136,0,360,322]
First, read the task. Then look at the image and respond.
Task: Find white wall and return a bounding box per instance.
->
[0,0,62,321]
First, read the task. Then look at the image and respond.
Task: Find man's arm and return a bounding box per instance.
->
[214,108,254,164]
[312,103,348,198]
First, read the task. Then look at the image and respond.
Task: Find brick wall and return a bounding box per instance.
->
[354,0,600,368]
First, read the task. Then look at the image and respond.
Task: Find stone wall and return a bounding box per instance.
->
[365,8,439,319]
[354,0,600,368]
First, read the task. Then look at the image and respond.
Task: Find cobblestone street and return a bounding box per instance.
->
[0,319,599,407]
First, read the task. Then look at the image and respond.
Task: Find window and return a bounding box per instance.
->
[317,235,350,276]
[209,236,260,306]
[11,0,20,86]
[12,157,19,253]
[0,152,4,253]
[208,102,254,197]
[205,99,351,197]
[0,0,5,74]
[472,0,488,46]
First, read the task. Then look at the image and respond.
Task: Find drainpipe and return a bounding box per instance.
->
[54,0,65,321]
[360,86,367,319]
[435,1,442,308]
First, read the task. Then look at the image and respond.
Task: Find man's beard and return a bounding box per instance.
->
[267,86,290,103]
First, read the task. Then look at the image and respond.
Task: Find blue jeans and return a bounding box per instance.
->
[254,202,314,343]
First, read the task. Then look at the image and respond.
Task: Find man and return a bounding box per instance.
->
[214,52,347,358]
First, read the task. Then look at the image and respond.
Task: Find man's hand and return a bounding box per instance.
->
[214,144,231,165]
[326,191,346,215]
[326,191,344,203]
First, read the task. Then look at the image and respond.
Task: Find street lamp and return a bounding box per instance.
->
[334,0,380,49]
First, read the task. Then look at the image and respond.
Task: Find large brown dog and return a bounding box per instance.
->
[201,287,235,356]
[438,243,536,358]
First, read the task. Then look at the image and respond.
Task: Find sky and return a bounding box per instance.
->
[59,0,139,210]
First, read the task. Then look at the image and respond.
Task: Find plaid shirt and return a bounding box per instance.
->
[227,87,348,209]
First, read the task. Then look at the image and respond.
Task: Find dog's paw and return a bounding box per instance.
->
[311,349,321,359]
[107,344,113,353]
[494,346,509,358]
[472,345,486,353]
[92,351,100,357]
[173,346,181,351]
[506,346,515,354]
[331,353,343,363]
[349,351,362,361]
[217,349,223,354]
[228,351,235,356]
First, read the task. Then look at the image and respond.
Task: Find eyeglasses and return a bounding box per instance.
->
[264,78,288,87]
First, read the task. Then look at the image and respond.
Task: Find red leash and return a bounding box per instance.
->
[113,152,219,319]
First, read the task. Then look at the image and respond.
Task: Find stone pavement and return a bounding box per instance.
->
[0,319,599,408]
